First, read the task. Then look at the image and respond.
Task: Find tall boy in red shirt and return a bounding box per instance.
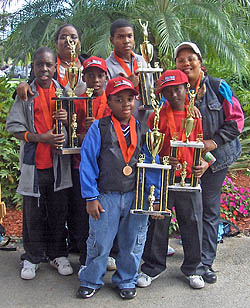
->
[138,70,208,289]
[6,47,73,280]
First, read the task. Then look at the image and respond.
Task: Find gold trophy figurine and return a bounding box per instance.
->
[66,36,81,97]
[184,84,196,143]
[139,19,154,68]
[146,88,165,163]
[148,185,156,212]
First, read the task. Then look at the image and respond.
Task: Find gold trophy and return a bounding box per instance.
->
[137,20,163,108]
[139,20,154,68]
[146,89,165,163]
[168,86,204,191]
[131,90,171,216]
[66,36,81,97]
[53,36,82,154]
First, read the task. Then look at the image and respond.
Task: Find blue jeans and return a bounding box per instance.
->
[80,191,148,289]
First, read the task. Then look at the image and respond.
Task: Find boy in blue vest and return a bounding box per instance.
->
[77,76,159,300]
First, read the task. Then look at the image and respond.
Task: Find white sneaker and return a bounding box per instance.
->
[21,260,39,280]
[137,271,160,288]
[186,275,205,289]
[78,265,87,278]
[167,245,175,256]
[50,257,73,276]
[107,256,116,271]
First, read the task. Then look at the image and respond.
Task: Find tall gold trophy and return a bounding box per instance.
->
[168,85,204,191]
[131,91,172,216]
[138,20,163,108]
[53,36,83,154]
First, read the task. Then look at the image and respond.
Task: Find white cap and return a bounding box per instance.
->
[174,42,202,61]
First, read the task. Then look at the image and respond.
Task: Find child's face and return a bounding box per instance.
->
[162,84,186,111]
[108,89,135,124]
[34,51,56,88]
[110,27,134,57]
[55,26,81,60]
[83,67,107,96]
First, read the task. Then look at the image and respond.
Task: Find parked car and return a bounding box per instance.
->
[0,70,6,77]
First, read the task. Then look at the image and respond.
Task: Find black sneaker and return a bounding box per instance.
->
[76,286,99,299]
[119,288,137,300]
[202,265,217,283]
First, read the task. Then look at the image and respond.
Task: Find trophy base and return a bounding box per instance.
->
[130,209,171,216]
[168,183,202,192]
[137,67,163,73]
[56,147,81,155]
[170,140,204,149]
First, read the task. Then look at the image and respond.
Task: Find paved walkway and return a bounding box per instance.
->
[0,236,249,308]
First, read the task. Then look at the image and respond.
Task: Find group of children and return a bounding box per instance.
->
[7,19,211,300]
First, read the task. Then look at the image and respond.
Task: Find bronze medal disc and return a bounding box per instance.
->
[123,165,133,176]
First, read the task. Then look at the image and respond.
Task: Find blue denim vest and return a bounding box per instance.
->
[195,75,241,173]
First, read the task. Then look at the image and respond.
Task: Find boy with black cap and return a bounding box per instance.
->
[77,76,160,300]
[137,70,209,289]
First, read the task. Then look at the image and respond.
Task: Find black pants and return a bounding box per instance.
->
[67,168,89,265]
[201,167,228,266]
[142,190,204,277]
[21,168,68,264]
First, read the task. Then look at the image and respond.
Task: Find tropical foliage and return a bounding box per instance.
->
[0,77,22,207]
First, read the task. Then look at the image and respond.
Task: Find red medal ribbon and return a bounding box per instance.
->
[113,50,139,90]
[111,115,137,165]
[35,81,56,130]
[166,105,187,160]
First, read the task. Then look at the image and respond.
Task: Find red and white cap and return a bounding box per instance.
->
[174,42,202,61]
[83,56,107,73]
[105,76,138,97]
[156,70,189,94]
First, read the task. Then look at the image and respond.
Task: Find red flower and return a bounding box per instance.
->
[224,206,229,211]
[221,213,226,219]
[233,210,238,216]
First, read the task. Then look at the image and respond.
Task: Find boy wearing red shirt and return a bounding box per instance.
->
[137,70,208,289]
[6,47,73,280]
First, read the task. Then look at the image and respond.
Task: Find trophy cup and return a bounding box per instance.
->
[137,19,163,109]
[53,36,90,154]
[131,93,172,216]
[168,85,204,191]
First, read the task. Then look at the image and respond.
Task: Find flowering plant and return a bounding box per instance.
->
[220,176,250,224]
[169,206,179,234]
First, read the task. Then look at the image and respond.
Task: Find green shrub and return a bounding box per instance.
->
[0,77,22,207]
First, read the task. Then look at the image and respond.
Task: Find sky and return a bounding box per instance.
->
[1,0,28,13]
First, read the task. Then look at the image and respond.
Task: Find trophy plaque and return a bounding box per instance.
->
[131,94,171,216]
[137,19,163,109]
[168,86,203,192]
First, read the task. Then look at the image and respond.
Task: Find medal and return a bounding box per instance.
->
[123,165,133,176]
[112,115,137,177]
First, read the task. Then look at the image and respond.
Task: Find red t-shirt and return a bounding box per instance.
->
[33,88,54,169]
[147,104,203,178]
[73,91,111,169]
